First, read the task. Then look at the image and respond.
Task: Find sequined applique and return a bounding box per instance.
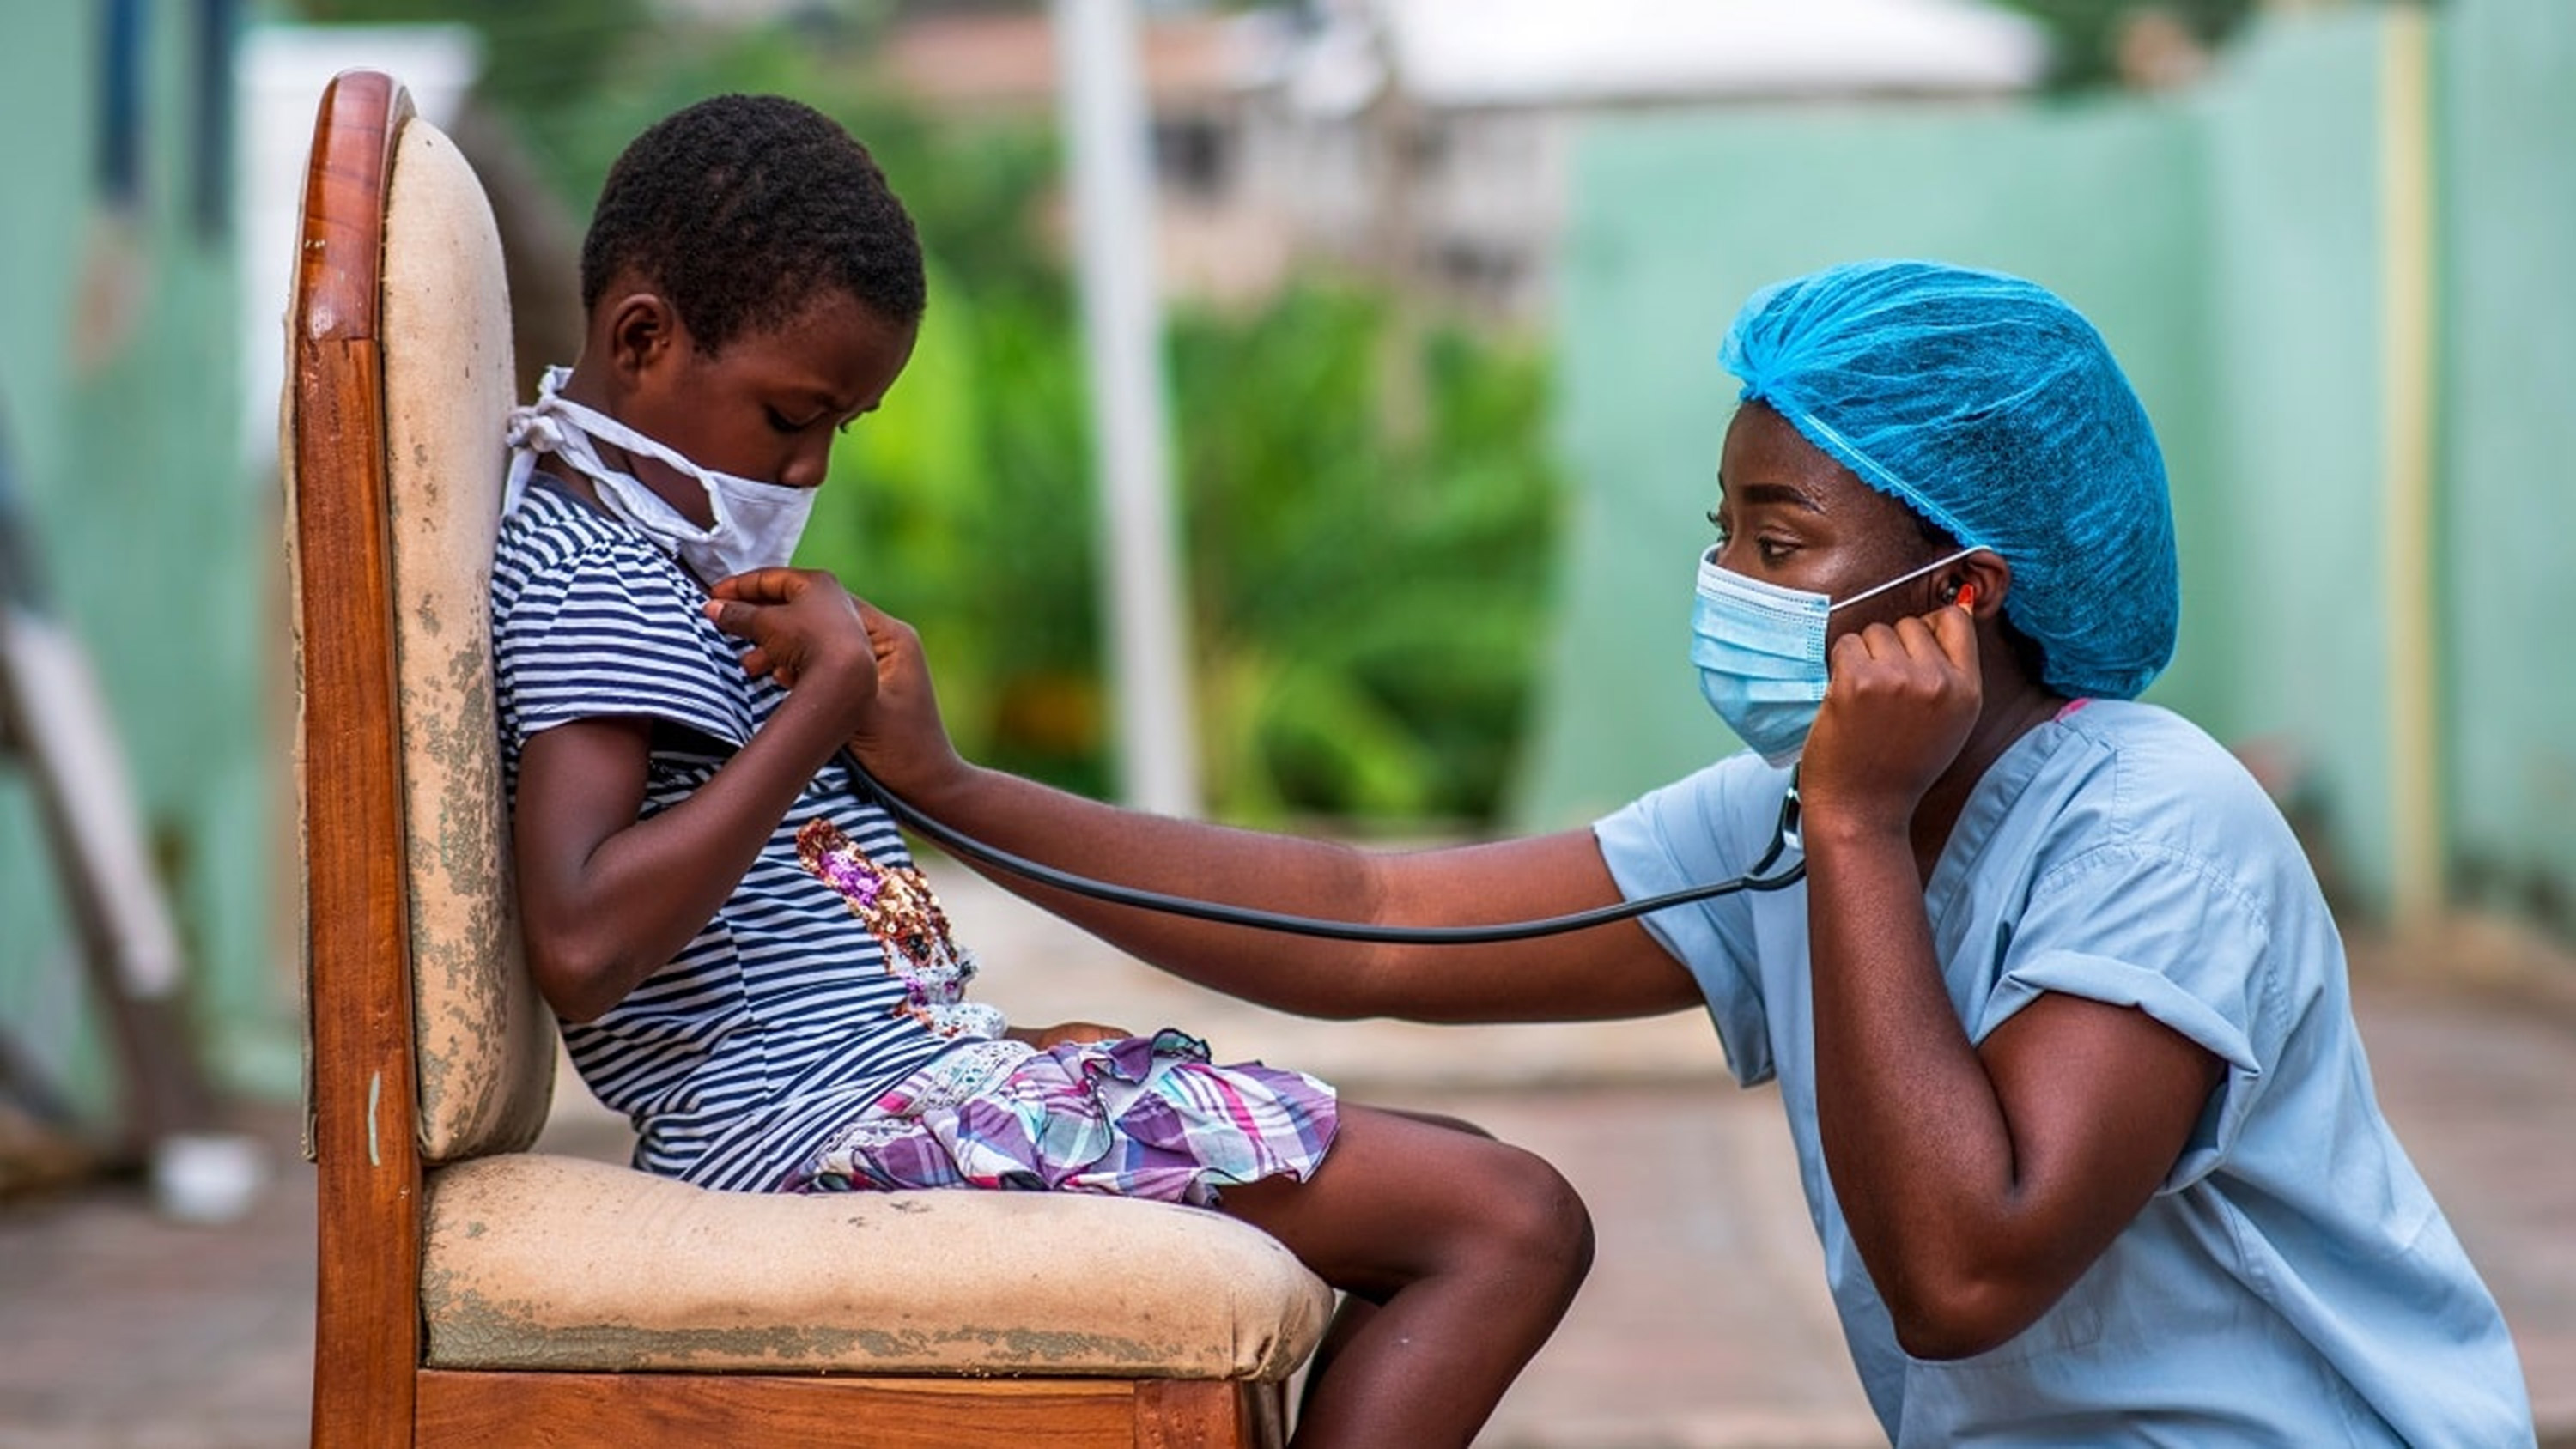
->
[797,819,1005,1040]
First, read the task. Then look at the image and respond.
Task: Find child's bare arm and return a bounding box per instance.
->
[515,568,878,1022]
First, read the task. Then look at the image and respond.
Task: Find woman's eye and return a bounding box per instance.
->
[765,408,799,434]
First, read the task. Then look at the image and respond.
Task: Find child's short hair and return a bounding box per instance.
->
[580,94,926,352]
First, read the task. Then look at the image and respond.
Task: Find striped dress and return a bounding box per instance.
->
[490,478,955,1191]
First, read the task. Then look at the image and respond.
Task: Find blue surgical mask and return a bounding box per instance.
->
[1690,544,1983,767]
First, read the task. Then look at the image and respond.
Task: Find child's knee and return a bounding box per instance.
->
[1468,1143,1595,1284]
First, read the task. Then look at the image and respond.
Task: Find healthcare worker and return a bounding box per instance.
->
[713,258,2536,1443]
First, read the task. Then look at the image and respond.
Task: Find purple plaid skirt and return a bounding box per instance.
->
[786,1028,1339,1207]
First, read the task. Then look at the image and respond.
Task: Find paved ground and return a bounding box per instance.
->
[3,864,2572,1446]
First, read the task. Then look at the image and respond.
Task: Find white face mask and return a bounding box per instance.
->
[503,365,817,583]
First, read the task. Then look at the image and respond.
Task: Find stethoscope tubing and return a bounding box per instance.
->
[845,753,1806,945]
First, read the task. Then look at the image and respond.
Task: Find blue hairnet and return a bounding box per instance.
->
[1719,259,2177,700]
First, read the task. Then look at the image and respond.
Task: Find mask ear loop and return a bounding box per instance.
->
[1828,544,1986,617]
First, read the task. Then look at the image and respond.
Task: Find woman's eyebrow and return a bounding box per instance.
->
[1722,480,1826,514]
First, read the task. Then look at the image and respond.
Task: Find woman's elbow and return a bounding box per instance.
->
[1883,1275,2052,1362]
[1892,1312,2018,1362]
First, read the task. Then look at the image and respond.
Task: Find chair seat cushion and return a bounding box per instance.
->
[420,1154,1334,1379]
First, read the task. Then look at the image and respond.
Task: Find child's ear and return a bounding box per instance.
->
[602,292,682,380]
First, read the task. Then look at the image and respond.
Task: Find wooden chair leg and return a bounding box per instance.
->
[1137,1377,1287,1448]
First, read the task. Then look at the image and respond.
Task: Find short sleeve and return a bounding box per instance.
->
[1593,755,1788,1087]
[1975,842,2272,1191]
[493,535,749,749]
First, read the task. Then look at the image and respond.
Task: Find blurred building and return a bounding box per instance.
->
[878,0,2047,316]
[1261,0,2046,317]
[877,7,1295,304]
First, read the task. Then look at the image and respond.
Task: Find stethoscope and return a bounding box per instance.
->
[843,753,1807,944]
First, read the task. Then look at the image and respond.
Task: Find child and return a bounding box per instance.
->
[491,94,1591,1447]
[746,258,2538,1443]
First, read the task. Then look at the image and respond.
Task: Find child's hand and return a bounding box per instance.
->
[1005,1020,1132,1049]
[703,568,878,717]
[1801,599,1982,834]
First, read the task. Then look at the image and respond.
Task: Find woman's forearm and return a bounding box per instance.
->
[1802,814,2029,1355]
[891,762,1686,1023]
[895,761,1409,1016]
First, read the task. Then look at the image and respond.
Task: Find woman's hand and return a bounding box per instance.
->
[841,597,971,802]
[1006,1020,1132,1049]
[1800,598,1983,834]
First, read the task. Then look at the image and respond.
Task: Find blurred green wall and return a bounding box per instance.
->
[1525,0,2574,934]
[1526,92,2214,824]
[2439,0,2576,925]
[2192,9,2397,903]
[0,2,287,1118]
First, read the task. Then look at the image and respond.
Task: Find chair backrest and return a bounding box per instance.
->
[289,70,552,1173]
[377,91,556,1160]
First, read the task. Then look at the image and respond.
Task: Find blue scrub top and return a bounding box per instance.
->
[1595,700,2533,1446]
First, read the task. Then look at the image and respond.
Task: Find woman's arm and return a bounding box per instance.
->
[1805,808,2220,1358]
[1799,604,2221,1360]
[514,568,878,1022]
[705,579,1705,1026]
[892,765,1693,1024]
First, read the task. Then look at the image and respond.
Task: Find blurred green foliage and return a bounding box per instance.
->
[296,2,1564,828]
[1990,0,2259,89]
[1164,291,1561,828]
[817,271,1563,831]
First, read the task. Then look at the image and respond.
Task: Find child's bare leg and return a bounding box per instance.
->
[1295,1105,1501,1416]
[1222,1104,1593,1448]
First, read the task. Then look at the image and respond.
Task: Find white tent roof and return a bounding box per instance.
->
[1364,0,2048,109]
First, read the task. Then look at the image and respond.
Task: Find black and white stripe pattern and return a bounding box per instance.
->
[491,480,949,1191]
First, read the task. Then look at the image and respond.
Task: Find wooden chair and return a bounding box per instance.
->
[284,70,1330,1448]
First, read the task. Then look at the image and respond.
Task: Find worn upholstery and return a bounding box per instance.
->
[423,1155,1334,1377]
[367,108,1334,1385]
[380,115,557,1161]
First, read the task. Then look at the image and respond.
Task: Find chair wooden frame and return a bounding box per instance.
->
[289,70,1299,1449]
